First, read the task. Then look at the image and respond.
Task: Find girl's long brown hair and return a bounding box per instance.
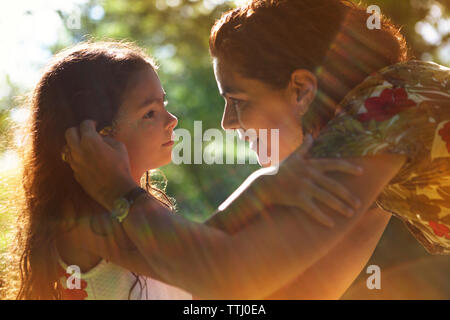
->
[10,41,160,299]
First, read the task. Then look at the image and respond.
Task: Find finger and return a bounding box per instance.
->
[102,136,129,155]
[65,127,81,148]
[102,135,122,148]
[297,134,313,157]
[80,120,99,139]
[80,121,103,152]
[300,199,335,228]
[316,159,363,176]
[307,168,361,209]
[306,180,355,217]
[65,146,74,164]
[61,145,70,164]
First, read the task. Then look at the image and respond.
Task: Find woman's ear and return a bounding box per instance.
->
[289,69,317,117]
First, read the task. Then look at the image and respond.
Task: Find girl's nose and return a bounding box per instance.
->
[166,111,178,130]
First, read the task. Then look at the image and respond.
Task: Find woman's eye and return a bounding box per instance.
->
[230,98,243,109]
[143,110,155,119]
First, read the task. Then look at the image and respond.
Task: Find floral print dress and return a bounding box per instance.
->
[309,60,450,255]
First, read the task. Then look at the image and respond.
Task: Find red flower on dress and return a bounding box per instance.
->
[57,265,88,300]
[438,121,450,153]
[61,281,88,300]
[428,221,450,239]
[358,87,416,122]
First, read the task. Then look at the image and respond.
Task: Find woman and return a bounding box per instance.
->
[12,40,362,300]
[61,0,441,299]
[208,0,450,255]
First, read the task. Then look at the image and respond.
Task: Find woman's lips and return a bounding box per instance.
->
[249,138,259,151]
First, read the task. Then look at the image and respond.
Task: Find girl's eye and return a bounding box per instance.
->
[143,110,155,119]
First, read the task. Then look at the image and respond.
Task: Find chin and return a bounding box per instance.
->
[140,161,170,174]
[158,156,173,167]
[257,154,277,167]
[256,148,284,168]
[259,161,271,168]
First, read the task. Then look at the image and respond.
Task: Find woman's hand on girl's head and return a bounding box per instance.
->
[64,119,138,211]
[253,134,364,228]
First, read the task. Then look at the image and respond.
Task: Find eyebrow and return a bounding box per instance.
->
[138,92,166,109]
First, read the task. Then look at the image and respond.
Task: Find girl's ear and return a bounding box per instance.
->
[289,69,317,117]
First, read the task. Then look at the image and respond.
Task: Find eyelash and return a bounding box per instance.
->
[143,100,168,119]
[230,98,244,110]
[143,110,155,119]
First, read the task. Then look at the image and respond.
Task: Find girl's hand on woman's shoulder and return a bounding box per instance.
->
[254,135,364,228]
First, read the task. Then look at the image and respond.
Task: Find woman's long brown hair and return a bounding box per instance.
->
[10,41,158,299]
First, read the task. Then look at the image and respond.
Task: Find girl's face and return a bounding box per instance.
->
[114,66,178,183]
[213,58,308,166]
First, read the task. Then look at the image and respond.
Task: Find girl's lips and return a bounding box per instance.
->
[162,140,174,147]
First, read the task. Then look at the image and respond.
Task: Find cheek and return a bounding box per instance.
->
[265,99,300,133]
[253,109,289,136]
[127,136,164,173]
[255,100,302,158]
[137,123,164,152]
[123,122,163,158]
[238,104,270,130]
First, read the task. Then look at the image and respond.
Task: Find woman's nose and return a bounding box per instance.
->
[221,102,239,130]
[166,111,178,130]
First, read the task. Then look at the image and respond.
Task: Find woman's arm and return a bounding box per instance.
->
[63,188,392,299]
[204,185,392,299]
[63,151,404,298]
[265,206,391,299]
[120,154,405,299]
[203,178,391,299]
[64,121,405,298]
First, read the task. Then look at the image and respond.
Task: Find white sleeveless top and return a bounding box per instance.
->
[57,255,192,300]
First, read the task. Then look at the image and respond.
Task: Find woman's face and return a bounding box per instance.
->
[213,58,307,166]
[114,66,178,183]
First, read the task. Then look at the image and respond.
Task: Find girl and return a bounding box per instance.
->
[14,41,189,299]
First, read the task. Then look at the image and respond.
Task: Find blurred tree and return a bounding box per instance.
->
[0,77,22,155]
[363,0,449,66]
